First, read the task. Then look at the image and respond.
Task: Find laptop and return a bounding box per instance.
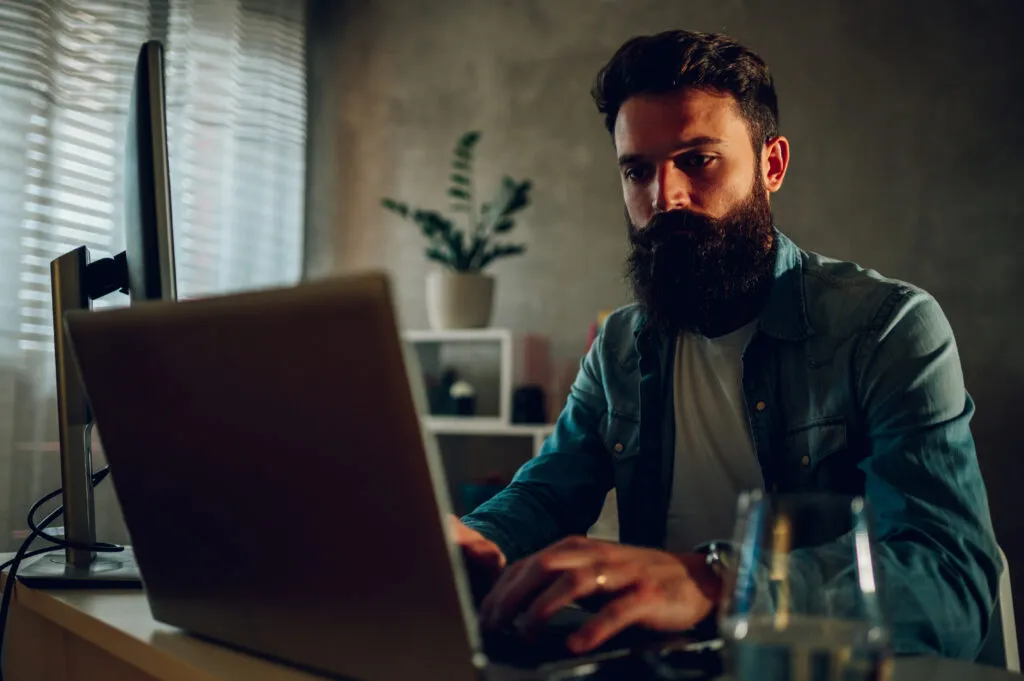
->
[63,272,720,681]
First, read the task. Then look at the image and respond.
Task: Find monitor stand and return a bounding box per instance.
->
[17,546,142,589]
[20,247,143,590]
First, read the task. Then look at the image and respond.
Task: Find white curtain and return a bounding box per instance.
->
[0,0,307,550]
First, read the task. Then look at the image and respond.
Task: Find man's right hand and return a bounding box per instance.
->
[449,515,507,602]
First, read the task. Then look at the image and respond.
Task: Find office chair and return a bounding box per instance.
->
[975,546,1019,671]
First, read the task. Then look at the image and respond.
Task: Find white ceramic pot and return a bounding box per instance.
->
[425,270,495,330]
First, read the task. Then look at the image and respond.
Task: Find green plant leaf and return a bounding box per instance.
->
[449,174,470,186]
[457,130,481,150]
[493,218,514,233]
[499,178,531,217]
[444,227,470,270]
[478,191,508,231]
[381,198,409,218]
[452,131,480,173]
[412,209,452,239]
[478,177,532,234]
[495,243,526,257]
[478,242,526,269]
[466,233,488,268]
[447,187,471,201]
[425,246,453,267]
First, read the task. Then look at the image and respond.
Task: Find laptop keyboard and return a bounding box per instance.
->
[479,607,695,669]
[481,618,623,668]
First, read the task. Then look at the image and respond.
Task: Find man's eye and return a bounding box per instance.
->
[624,166,651,182]
[679,154,714,169]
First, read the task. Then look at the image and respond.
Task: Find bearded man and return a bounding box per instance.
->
[451,29,1000,662]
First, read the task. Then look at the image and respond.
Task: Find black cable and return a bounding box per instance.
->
[26,468,123,553]
[0,547,63,574]
[0,502,63,681]
[0,467,118,681]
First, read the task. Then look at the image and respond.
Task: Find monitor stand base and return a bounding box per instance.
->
[16,546,143,589]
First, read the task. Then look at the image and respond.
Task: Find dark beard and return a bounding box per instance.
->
[625,180,777,338]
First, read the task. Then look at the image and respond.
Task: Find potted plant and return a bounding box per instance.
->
[381,131,532,329]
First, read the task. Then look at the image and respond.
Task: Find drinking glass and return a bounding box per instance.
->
[717,491,893,681]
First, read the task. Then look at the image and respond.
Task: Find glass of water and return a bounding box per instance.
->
[717,491,892,681]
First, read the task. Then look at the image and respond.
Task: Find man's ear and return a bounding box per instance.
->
[762,136,789,193]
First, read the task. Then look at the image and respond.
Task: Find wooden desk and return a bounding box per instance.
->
[2,558,1019,681]
[2,568,327,681]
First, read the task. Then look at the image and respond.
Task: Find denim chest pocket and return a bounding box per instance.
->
[783,417,860,493]
[784,417,847,469]
[600,411,641,461]
[786,413,843,462]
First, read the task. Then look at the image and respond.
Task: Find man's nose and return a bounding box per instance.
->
[653,163,690,212]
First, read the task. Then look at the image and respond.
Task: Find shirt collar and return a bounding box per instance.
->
[757,229,814,341]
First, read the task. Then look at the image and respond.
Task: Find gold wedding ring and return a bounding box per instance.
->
[595,572,608,589]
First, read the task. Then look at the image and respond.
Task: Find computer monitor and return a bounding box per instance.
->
[124,40,177,303]
[18,40,177,587]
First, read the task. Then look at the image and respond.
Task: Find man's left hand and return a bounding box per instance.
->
[477,536,722,654]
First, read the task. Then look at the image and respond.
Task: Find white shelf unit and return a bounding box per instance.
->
[403,328,553,455]
[424,417,555,456]
[405,328,514,424]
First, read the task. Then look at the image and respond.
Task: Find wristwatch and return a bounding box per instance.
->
[689,541,734,640]
[699,541,735,580]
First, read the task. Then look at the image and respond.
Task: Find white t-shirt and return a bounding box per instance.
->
[663,321,765,553]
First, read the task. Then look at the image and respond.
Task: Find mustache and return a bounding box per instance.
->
[628,209,723,252]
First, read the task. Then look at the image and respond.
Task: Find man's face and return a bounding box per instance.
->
[615,88,763,228]
[614,88,788,335]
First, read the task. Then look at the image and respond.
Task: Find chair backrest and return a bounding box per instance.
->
[998,547,1019,672]
[975,546,1019,671]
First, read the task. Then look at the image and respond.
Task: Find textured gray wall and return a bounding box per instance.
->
[306,0,1024,643]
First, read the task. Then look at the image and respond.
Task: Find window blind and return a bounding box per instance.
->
[0,0,306,354]
[0,0,307,549]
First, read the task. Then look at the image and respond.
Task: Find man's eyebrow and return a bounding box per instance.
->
[617,136,725,166]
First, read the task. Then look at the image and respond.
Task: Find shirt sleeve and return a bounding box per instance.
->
[782,288,1001,658]
[460,324,615,563]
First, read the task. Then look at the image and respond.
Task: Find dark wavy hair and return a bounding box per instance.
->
[592,30,779,149]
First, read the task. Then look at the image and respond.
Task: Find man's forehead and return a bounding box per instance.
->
[613,89,747,156]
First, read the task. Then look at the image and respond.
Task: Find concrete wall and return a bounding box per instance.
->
[305,0,1024,646]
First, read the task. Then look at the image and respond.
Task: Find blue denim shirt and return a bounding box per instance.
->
[463,230,1001,659]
